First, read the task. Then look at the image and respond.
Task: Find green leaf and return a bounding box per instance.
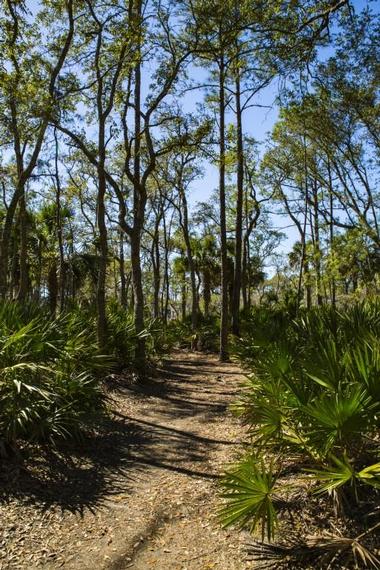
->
[219,456,280,542]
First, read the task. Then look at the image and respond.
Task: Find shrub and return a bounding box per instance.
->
[0,302,110,446]
[221,302,380,548]
[165,314,220,352]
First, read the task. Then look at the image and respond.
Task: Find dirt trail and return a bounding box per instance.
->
[1,352,251,570]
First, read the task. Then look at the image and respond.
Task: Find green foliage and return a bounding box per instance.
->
[165,314,220,352]
[107,301,171,365]
[220,456,280,542]
[0,299,170,447]
[106,301,142,366]
[0,302,110,445]
[222,302,380,540]
[309,454,380,495]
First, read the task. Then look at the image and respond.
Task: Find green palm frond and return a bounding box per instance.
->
[308,454,356,494]
[0,300,110,444]
[348,337,380,404]
[304,388,372,454]
[220,456,281,542]
[357,463,380,489]
[308,454,380,495]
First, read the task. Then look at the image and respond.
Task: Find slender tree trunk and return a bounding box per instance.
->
[242,238,248,310]
[181,280,187,322]
[130,281,135,311]
[232,57,243,336]
[68,224,75,303]
[179,189,198,348]
[48,260,58,316]
[0,187,23,298]
[305,261,312,309]
[10,219,19,298]
[219,48,229,361]
[152,225,160,319]
[327,160,336,308]
[312,179,323,306]
[130,229,145,366]
[34,238,43,301]
[131,0,146,369]
[96,159,108,350]
[54,130,66,313]
[119,231,127,307]
[17,189,28,301]
[297,139,310,311]
[203,269,211,317]
[246,234,252,309]
[162,209,171,324]
[93,19,108,350]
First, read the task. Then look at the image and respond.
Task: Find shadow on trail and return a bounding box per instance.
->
[117,413,240,447]
[0,418,148,516]
[0,353,241,515]
[109,353,243,481]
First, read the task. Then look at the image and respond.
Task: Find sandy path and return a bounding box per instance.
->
[1,352,251,570]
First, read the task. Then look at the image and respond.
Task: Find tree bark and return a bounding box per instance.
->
[232,54,243,336]
[179,187,198,348]
[181,281,187,322]
[203,268,211,317]
[17,189,28,301]
[131,2,146,368]
[48,261,58,316]
[312,178,323,306]
[54,129,66,313]
[219,48,229,361]
[151,218,161,319]
[96,157,108,350]
[119,231,127,308]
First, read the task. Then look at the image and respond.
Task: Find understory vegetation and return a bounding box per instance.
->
[0,300,166,451]
[221,302,380,568]
[0,0,379,567]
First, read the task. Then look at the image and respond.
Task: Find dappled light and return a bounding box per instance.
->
[0,0,378,568]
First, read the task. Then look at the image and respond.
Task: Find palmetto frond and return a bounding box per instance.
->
[220,456,283,542]
[246,525,380,569]
[230,302,380,541]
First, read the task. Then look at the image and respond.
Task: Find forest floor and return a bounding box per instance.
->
[0,351,252,570]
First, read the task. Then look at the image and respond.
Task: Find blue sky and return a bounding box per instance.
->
[26,0,377,267]
[183,0,377,265]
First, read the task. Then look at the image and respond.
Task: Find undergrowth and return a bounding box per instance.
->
[220,302,380,568]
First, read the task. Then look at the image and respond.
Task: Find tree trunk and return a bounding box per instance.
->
[48,260,58,316]
[203,269,211,317]
[96,161,108,350]
[327,160,336,308]
[34,238,43,301]
[119,231,127,308]
[131,0,146,370]
[131,229,145,368]
[242,238,248,311]
[55,130,66,313]
[17,190,28,302]
[152,241,160,319]
[10,222,19,299]
[179,189,198,349]
[162,210,171,324]
[181,281,187,322]
[219,49,229,361]
[151,213,161,319]
[0,186,23,298]
[305,261,312,309]
[312,179,323,306]
[232,57,243,336]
